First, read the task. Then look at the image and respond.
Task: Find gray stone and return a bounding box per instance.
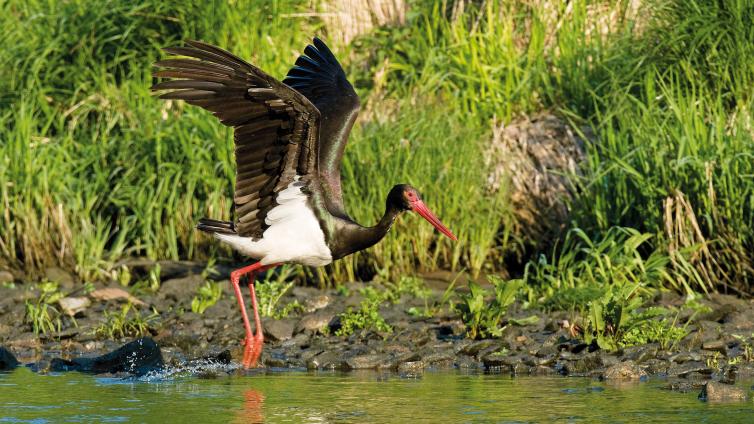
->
[670,351,702,363]
[159,274,205,301]
[397,360,425,374]
[58,297,90,317]
[460,340,495,356]
[303,295,331,313]
[566,352,604,375]
[44,267,74,289]
[345,353,390,370]
[667,361,711,377]
[702,340,726,353]
[262,318,295,342]
[307,351,346,370]
[603,361,647,380]
[295,310,335,334]
[699,381,748,402]
[623,343,659,363]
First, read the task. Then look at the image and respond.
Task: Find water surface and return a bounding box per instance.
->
[1,368,752,423]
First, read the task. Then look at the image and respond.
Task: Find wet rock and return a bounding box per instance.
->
[346,353,391,370]
[460,340,495,356]
[200,349,232,365]
[159,275,204,302]
[262,318,295,342]
[0,346,19,370]
[295,310,335,334]
[307,351,346,370]
[420,348,455,368]
[482,351,511,369]
[730,363,754,380]
[58,296,90,317]
[565,352,604,375]
[397,360,425,375]
[663,380,706,392]
[699,381,748,402]
[535,344,558,358]
[670,351,702,363]
[667,361,711,377]
[44,267,75,290]
[602,361,647,380]
[623,344,659,363]
[644,358,670,375]
[50,337,163,376]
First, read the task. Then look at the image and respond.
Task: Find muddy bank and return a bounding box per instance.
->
[3,261,754,392]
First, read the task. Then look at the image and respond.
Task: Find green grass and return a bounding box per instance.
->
[1,0,753,308]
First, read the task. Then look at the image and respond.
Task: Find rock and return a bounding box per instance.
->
[0,270,14,285]
[566,352,604,375]
[702,340,726,353]
[307,351,346,370]
[702,303,738,323]
[602,361,647,380]
[262,318,295,342]
[670,352,702,363]
[699,381,748,402]
[303,295,331,313]
[0,347,19,370]
[159,274,205,302]
[346,353,391,370]
[663,380,705,392]
[157,260,206,280]
[89,288,145,306]
[44,266,75,289]
[482,351,511,369]
[623,344,659,363]
[295,310,335,334]
[58,297,90,316]
[667,361,711,377]
[49,337,163,376]
[459,340,494,356]
[397,360,425,375]
[199,349,232,365]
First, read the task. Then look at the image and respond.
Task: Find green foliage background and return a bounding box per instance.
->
[1,0,752,295]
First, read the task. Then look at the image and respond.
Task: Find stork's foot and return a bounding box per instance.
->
[241,334,264,369]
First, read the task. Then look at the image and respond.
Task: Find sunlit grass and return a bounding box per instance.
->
[1,0,752,297]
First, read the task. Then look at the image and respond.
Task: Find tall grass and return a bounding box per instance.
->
[1,0,753,294]
[0,0,514,281]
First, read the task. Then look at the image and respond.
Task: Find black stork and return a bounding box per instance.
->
[152,38,456,369]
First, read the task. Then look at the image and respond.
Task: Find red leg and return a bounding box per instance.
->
[230,262,278,369]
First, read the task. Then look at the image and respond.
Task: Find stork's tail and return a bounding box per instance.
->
[196,218,237,235]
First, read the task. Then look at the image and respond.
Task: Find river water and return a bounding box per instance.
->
[1,367,752,423]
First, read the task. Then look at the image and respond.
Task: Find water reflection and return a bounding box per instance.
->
[235,389,265,424]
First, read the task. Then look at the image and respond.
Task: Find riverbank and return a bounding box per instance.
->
[3,261,754,395]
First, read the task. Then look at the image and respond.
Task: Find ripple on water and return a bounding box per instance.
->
[1,369,754,423]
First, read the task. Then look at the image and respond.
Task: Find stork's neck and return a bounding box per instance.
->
[330,203,402,260]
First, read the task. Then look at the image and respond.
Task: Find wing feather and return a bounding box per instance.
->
[153,40,321,239]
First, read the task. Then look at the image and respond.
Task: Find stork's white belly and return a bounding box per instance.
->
[215,177,332,267]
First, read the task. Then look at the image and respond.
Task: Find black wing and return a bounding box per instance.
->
[153,40,320,239]
[283,37,360,219]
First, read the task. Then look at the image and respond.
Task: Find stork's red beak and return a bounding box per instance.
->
[410,200,457,241]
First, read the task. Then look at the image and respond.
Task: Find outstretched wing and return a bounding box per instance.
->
[152,40,320,238]
[283,38,360,218]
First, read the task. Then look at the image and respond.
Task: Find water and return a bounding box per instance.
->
[1,367,752,423]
